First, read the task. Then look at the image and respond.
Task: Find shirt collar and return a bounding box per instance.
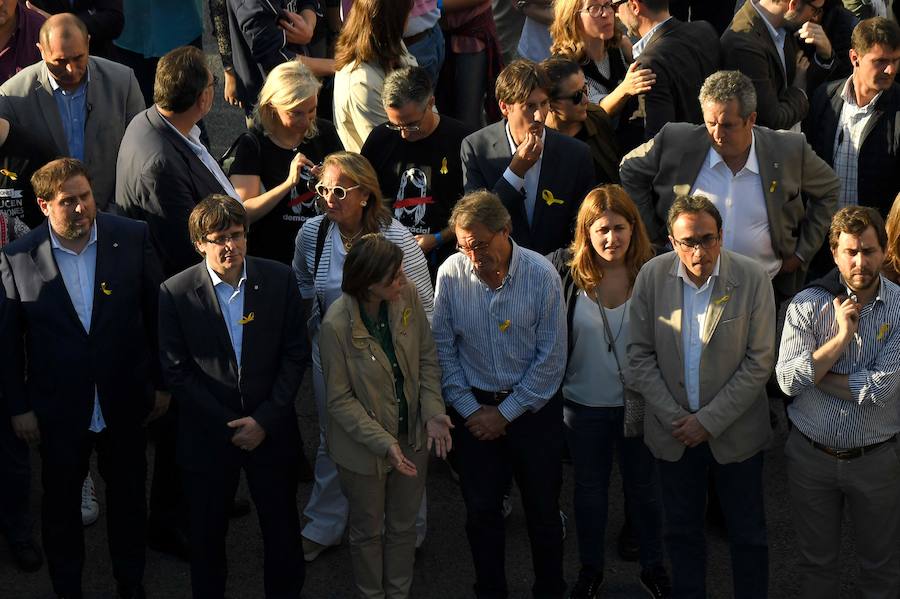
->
[842,272,888,306]
[707,130,759,174]
[632,16,673,60]
[47,64,90,95]
[465,237,520,289]
[841,77,883,112]
[676,255,721,291]
[504,120,546,157]
[751,0,786,47]
[206,261,247,291]
[48,219,98,255]
[157,106,205,155]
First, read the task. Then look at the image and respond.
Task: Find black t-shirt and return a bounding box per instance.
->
[227,119,343,264]
[0,122,57,229]
[361,115,471,274]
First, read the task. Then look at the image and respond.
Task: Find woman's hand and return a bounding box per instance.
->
[223,69,242,109]
[286,152,315,187]
[387,443,418,477]
[426,414,454,459]
[620,61,656,97]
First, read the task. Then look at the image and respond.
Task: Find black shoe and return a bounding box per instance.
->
[617,522,640,562]
[117,583,146,599]
[228,497,251,519]
[639,565,671,598]
[11,539,43,572]
[569,568,603,599]
[147,527,190,561]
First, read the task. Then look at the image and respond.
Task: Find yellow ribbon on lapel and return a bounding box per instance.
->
[440,157,448,175]
[100,282,112,296]
[499,319,511,332]
[713,294,730,306]
[239,312,255,325]
[402,308,411,328]
[769,181,777,193]
[542,190,564,206]
[878,323,890,341]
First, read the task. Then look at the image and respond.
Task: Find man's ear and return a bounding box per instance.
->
[36,197,50,217]
[498,100,511,119]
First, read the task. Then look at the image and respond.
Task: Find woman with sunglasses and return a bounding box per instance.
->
[547,185,669,598]
[226,61,343,265]
[319,233,451,598]
[550,0,655,117]
[292,150,433,562]
[541,56,621,185]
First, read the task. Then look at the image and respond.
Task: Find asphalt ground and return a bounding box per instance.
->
[0,32,869,599]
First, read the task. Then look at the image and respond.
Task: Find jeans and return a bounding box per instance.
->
[657,444,768,599]
[562,401,664,572]
[405,24,445,86]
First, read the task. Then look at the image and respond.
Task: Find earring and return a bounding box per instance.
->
[361,201,367,207]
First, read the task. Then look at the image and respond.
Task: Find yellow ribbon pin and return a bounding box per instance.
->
[100,282,112,296]
[878,323,890,341]
[542,190,564,206]
[239,312,255,325]
[769,181,777,193]
[0,168,17,181]
[714,294,730,306]
[440,157,448,175]
[499,319,511,332]
[402,308,411,328]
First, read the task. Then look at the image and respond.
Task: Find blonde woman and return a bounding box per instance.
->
[884,192,900,283]
[550,0,655,116]
[226,61,343,264]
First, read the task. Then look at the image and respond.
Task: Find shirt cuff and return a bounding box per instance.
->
[498,396,527,422]
[451,393,482,419]
[814,53,834,69]
[502,167,525,193]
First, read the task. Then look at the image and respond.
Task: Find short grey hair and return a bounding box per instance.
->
[382,66,433,109]
[698,70,757,119]
[449,190,513,233]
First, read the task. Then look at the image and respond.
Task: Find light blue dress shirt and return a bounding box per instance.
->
[207,262,248,371]
[678,257,720,412]
[632,16,673,60]
[48,70,89,162]
[49,221,106,432]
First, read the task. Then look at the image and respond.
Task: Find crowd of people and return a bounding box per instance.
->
[3,0,900,598]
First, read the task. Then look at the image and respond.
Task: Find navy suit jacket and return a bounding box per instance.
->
[461,121,595,255]
[0,213,162,459]
[158,257,309,472]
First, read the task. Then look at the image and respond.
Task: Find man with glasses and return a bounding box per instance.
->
[723,0,836,131]
[432,190,567,598]
[361,65,471,280]
[158,194,308,598]
[628,194,776,599]
[613,0,721,149]
[620,70,839,300]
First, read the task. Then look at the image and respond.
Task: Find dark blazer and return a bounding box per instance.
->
[0,213,162,459]
[115,107,230,277]
[460,121,595,255]
[621,18,721,148]
[158,257,309,472]
[722,0,833,130]
[807,77,900,216]
[28,0,124,57]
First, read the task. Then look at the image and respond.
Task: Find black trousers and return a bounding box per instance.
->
[41,426,147,596]
[0,414,32,545]
[147,405,187,535]
[183,454,304,599]
[450,397,566,599]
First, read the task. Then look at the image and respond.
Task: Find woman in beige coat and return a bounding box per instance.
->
[319,234,452,599]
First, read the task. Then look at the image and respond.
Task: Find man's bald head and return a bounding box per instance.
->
[38,13,88,47]
[37,14,90,92]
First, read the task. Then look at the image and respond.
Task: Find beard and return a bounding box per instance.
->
[56,218,92,240]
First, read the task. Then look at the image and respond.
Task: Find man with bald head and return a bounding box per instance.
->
[0,12,143,212]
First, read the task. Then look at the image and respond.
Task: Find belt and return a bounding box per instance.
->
[471,388,512,406]
[799,430,897,460]
[403,29,429,46]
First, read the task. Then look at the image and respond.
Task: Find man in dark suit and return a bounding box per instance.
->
[722,0,835,130]
[0,157,165,599]
[615,0,721,148]
[115,44,239,560]
[158,195,308,599]
[807,16,900,217]
[460,59,595,256]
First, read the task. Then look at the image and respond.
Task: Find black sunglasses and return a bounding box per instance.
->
[554,85,588,105]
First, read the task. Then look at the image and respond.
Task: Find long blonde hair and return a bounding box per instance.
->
[882,193,900,279]
[568,185,653,293]
[550,0,621,63]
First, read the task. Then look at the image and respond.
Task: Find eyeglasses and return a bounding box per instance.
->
[315,183,361,200]
[385,116,425,133]
[579,0,624,18]
[672,235,719,251]
[456,232,498,255]
[805,0,825,18]
[554,85,588,105]
[205,230,246,246]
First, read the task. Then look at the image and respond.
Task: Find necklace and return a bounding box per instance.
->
[594,291,627,352]
[339,227,362,250]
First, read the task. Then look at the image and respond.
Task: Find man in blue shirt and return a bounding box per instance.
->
[433,190,568,598]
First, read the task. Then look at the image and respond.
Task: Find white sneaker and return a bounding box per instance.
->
[81,474,99,527]
[560,510,568,541]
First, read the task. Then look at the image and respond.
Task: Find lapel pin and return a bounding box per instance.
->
[100,282,112,296]
[499,319,511,332]
[402,307,411,327]
[878,323,890,341]
[253,284,258,290]
[769,181,777,193]
[773,162,780,169]
[112,242,118,248]
[714,294,730,306]
[542,190,564,206]
[0,168,17,180]
[440,157,449,175]
[239,312,255,325]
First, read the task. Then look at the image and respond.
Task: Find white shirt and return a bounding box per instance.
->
[632,16,673,60]
[691,132,782,278]
[157,108,240,200]
[679,257,720,412]
[833,77,882,209]
[501,122,546,226]
[49,221,106,432]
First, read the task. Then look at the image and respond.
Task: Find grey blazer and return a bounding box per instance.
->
[0,57,144,211]
[619,122,840,296]
[627,249,776,464]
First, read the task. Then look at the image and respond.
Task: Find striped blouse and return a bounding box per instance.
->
[776,275,900,448]
[292,215,433,334]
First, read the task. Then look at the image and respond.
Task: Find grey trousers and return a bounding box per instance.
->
[785,427,900,599]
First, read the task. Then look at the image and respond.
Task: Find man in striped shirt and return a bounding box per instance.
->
[777,205,900,599]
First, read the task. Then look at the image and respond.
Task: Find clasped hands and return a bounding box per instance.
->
[228,416,267,452]
[671,414,710,448]
[465,405,509,442]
